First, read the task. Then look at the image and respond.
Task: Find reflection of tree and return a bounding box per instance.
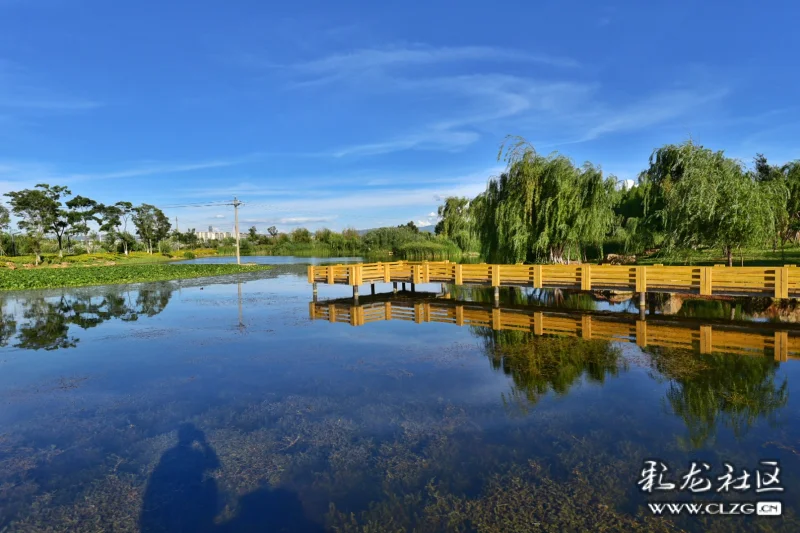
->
[12,284,174,351]
[476,328,622,407]
[648,347,788,448]
[136,287,172,317]
[0,296,18,348]
[650,294,774,321]
[450,285,597,310]
[15,298,77,350]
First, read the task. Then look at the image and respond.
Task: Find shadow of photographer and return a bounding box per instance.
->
[140,423,323,533]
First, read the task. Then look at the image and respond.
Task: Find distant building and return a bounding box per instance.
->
[195,230,246,241]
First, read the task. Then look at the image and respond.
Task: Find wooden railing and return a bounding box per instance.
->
[309,299,798,361]
[308,261,800,298]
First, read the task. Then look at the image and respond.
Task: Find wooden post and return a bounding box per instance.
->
[371,284,376,295]
[636,320,647,347]
[353,285,359,298]
[307,265,315,284]
[774,331,788,362]
[533,312,544,336]
[455,264,463,285]
[383,263,391,283]
[327,266,335,285]
[385,302,392,320]
[329,304,336,323]
[580,264,592,291]
[533,265,542,289]
[309,302,316,320]
[456,305,464,326]
[312,282,317,298]
[494,286,500,307]
[775,267,789,299]
[581,315,592,339]
[492,307,501,330]
[700,267,712,296]
[635,266,647,293]
[491,264,501,287]
[348,265,357,286]
[393,282,398,294]
[424,303,431,322]
[699,325,712,354]
[414,303,423,324]
[423,262,430,283]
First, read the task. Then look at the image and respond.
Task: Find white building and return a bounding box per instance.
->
[195,230,246,241]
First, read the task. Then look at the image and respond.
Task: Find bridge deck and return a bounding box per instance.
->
[308,261,800,298]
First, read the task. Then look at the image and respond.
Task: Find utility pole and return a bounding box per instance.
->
[233,197,242,265]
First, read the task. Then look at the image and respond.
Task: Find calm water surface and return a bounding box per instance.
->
[1,259,799,532]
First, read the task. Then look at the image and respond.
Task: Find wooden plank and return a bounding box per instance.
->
[581,265,592,291]
[581,315,592,339]
[775,331,788,362]
[492,265,501,287]
[635,266,647,292]
[700,325,712,353]
[636,320,647,347]
[533,312,544,335]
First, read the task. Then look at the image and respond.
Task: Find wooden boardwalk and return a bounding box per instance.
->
[308,261,800,298]
[309,296,798,361]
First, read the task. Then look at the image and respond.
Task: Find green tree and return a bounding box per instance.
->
[65,195,102,253]
[291,227,312,244]
[4,184,72,263]
[435,196,476,251]
[267,226,278,238]
[132,204,172,254]
[100,201,134,255]
[247,226,258,241]
[0,203,10,256]
[472,137,617,263]
[641,141,785,266]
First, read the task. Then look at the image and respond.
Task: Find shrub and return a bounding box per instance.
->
[183,251,196,259]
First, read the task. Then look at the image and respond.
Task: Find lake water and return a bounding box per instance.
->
[1,258,799,532]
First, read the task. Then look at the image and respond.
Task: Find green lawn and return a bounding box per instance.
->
[0,263,272,291]
[635,244,800,267]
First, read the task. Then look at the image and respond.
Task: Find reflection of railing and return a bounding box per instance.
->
[309,298,798,361]
[308,261,800,298]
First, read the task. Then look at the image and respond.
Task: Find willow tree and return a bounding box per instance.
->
[641,141,786,266]
[435,196,476,251]
[472,137,617,263]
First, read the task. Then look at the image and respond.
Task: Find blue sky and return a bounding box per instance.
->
[1,0,798,233]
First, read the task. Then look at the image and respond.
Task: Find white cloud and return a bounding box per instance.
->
[269,44,578,85]
[213,214,225,219]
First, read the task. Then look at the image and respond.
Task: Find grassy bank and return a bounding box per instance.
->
[0,264,272,291]
[1,249,220,268]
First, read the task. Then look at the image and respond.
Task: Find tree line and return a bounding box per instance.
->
[1,184,171,263]
[4,136,797,266]
[436,137,800,266]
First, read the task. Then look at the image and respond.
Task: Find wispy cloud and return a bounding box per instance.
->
[284,44,579,83]
[0,154,258,188]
